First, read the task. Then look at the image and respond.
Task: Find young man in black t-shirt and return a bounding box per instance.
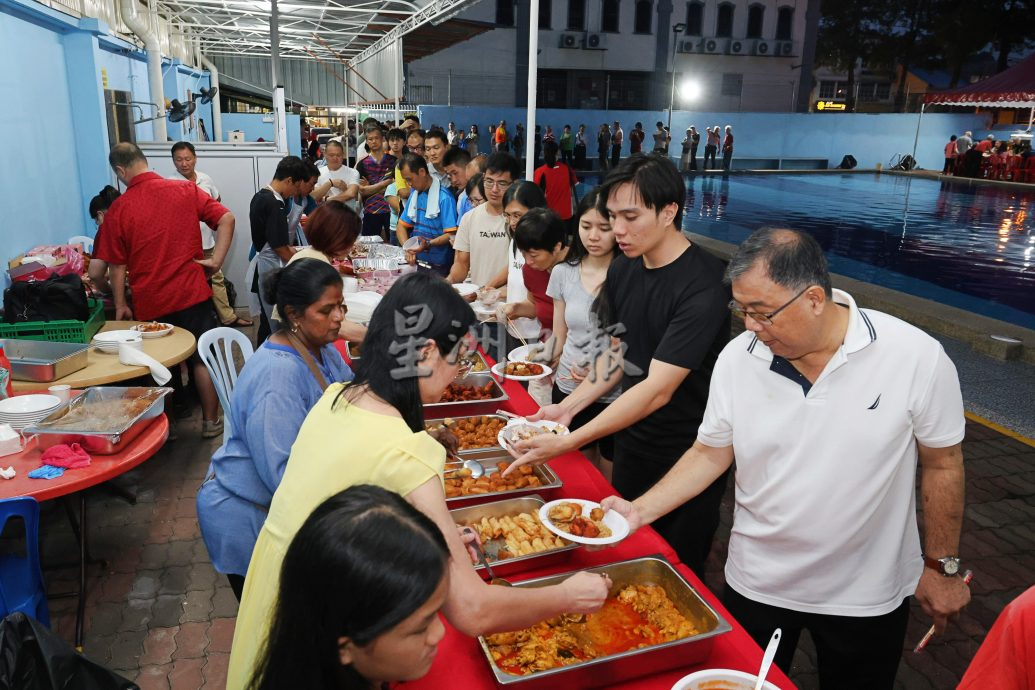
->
[507,153,731,575]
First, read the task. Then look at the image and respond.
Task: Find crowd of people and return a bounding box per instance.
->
[942,130,1034,179]
[85,112,1007,690]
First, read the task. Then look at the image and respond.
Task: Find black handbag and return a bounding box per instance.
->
[3,274,89,324]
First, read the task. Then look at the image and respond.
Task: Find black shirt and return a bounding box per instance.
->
[604,243,730,458]
[249,188,288,252]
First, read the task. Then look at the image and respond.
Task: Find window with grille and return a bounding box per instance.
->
[818,80,846,99]
[634,0,652,33]
[685,1,703,35]
[776,6,792,40]
[747,4,764,38]
[567,0,585,29]
[602,0,620,31]
[716,3,734,37]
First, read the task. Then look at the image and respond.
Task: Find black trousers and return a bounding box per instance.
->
[943,157,955,174]
[611,443,728,576]
[689,146,698,170]
[723,586,910,690]
[703,144,717,168]
[611,144,621,168]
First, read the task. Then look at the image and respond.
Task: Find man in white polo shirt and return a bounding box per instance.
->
[603,227,971,689]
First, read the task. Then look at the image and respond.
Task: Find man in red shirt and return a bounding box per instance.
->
[96,143,235,438]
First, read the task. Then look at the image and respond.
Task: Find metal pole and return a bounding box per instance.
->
[910,101,925,165]
[394,38,401,125]
[448,69,452,106]
[605,74,610,110]
[524,0,539,179]
[667,28,677,132]
[270,0,288,153]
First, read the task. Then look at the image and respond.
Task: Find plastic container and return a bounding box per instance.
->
[0,298,105,343]
[0,344,12,399]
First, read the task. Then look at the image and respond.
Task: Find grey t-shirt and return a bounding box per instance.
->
[546,263,621,402]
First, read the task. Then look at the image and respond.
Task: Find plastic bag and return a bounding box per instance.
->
[24,246,84,279]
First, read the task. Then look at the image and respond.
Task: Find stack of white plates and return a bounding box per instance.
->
[0,394,63,430]
[92,330,144,354]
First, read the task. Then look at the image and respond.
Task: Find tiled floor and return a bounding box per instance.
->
[36,337,1035,689]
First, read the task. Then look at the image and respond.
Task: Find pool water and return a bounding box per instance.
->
[672,174,1035,330]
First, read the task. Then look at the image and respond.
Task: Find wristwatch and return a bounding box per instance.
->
[923,554,962,576]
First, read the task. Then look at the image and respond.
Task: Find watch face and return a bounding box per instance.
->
[943,558,960,575]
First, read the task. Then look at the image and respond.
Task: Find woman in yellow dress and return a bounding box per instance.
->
[228,272,611,687]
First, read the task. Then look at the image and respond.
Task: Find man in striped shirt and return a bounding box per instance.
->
[356,124,397,240]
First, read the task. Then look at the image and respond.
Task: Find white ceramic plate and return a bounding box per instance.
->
[131,322,174,339]
[0,394,61,415]
[92,330,143,354]
[670,669,781,690]
[538,498,630,546]
[491,361,552,381]
[507,344,550,363]
[452,282,480,298]
[497,418,569,449]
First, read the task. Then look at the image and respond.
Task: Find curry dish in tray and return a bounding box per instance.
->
[485,584,699,676]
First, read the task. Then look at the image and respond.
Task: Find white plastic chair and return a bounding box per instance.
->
[67,235,94,253]
[197,328,254,445]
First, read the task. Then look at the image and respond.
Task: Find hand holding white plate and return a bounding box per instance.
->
[507,343,549,363]
[538,498,630,545]
[497,418,569,450]
[491,360,552,381]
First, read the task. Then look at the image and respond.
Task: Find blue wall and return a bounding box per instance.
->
[222,113,302,157]
[417,106,987,172]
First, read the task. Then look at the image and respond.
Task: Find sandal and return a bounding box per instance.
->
[224,316,254,328]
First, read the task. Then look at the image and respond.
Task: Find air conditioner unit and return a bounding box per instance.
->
[728,39,746,55]
[678,39,698,53]
[559,32,582,49]
[776,40,794,56]
[754,39,772,56]
[584,32,607,49]
[701,38,727,54]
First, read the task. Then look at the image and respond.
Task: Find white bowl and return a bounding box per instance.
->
[130,322,174,339]
[0,395,61,415]
[93,330,144,354]
[538,498,630,546]
[670,668,781,690]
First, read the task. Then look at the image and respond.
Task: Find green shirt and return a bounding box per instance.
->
[560,132,574,152]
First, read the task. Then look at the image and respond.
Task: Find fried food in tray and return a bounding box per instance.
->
[547,502,612,539]
[427,416,507,451]
[460,351,489,373]
[486,584,700,676]
[504,361,544,376]
[439,381,496,402]
[444,462,542,498]
[462,511,568,560]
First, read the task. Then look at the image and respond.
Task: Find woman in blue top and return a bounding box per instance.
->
[197,258,353,600]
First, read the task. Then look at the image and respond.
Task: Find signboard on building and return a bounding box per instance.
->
[816,100,847,111]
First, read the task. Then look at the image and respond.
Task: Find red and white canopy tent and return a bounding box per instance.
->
[911,52,1035,159]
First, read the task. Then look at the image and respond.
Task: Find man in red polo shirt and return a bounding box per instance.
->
[96,142,235,439]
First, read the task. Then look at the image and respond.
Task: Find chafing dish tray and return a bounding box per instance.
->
[426,414,510,455]
[425,373,509,411]
[1,339,89,383]
[478,555,732,689]
[443,449,561,506]
[24,386,172,454]
[450,495,579,577]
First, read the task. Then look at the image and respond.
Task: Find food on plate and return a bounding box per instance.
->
[502,423,566,444]
[459,352,489,373]
[135,321,169,333]
[504,361,544,377]
[461,511,568,560]
[427,416,505,450]
[546,502,612,539]
[443,462,541,498]
[439,381,497,403]
[485,584,699,675]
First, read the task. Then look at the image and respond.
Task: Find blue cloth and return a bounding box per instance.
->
[28,466,64,479]
[196,341,353,576]
[401,185,458,267]
[457,190,473,219]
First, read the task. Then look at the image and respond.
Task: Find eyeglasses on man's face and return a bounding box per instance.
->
[483,177,512,190]
[728,286,810,326]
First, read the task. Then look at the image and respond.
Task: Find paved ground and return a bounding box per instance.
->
[35,334,1035,689]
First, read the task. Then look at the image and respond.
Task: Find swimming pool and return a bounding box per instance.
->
[674,173,1035,330]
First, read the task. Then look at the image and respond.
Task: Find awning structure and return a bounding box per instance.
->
[923,53,1035,108]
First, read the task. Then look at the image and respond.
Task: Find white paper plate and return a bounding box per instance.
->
[131,322,174,338]
[452,282,480,297]
[0,395,61,415]
[497,418,569,449]
[93,330,144,354]
[491,361,552,381]
[357,235,384,244]
[538,498,630,546]
[507,344,549,363]
[670,669,781,690]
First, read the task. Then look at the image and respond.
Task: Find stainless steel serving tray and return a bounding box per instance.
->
[443,449,561,507]
[424,373,509,412]
[450,495,579,577]
[426,413,509,455]
[24,386,172,454]
[478,556,733,689]
[2,339,89,383]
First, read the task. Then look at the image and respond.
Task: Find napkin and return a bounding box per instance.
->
[28,465,65,480]
[41,443,91,469]
[118,342,172,385]
[0,467,15,480]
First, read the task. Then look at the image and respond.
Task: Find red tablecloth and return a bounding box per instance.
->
[403,366,795,690]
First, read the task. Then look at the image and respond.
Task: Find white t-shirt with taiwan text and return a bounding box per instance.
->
[453,203,509,287]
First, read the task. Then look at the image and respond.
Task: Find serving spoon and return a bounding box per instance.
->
[754,628,781,690]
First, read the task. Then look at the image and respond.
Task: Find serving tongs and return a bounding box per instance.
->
[461,526,511,586]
